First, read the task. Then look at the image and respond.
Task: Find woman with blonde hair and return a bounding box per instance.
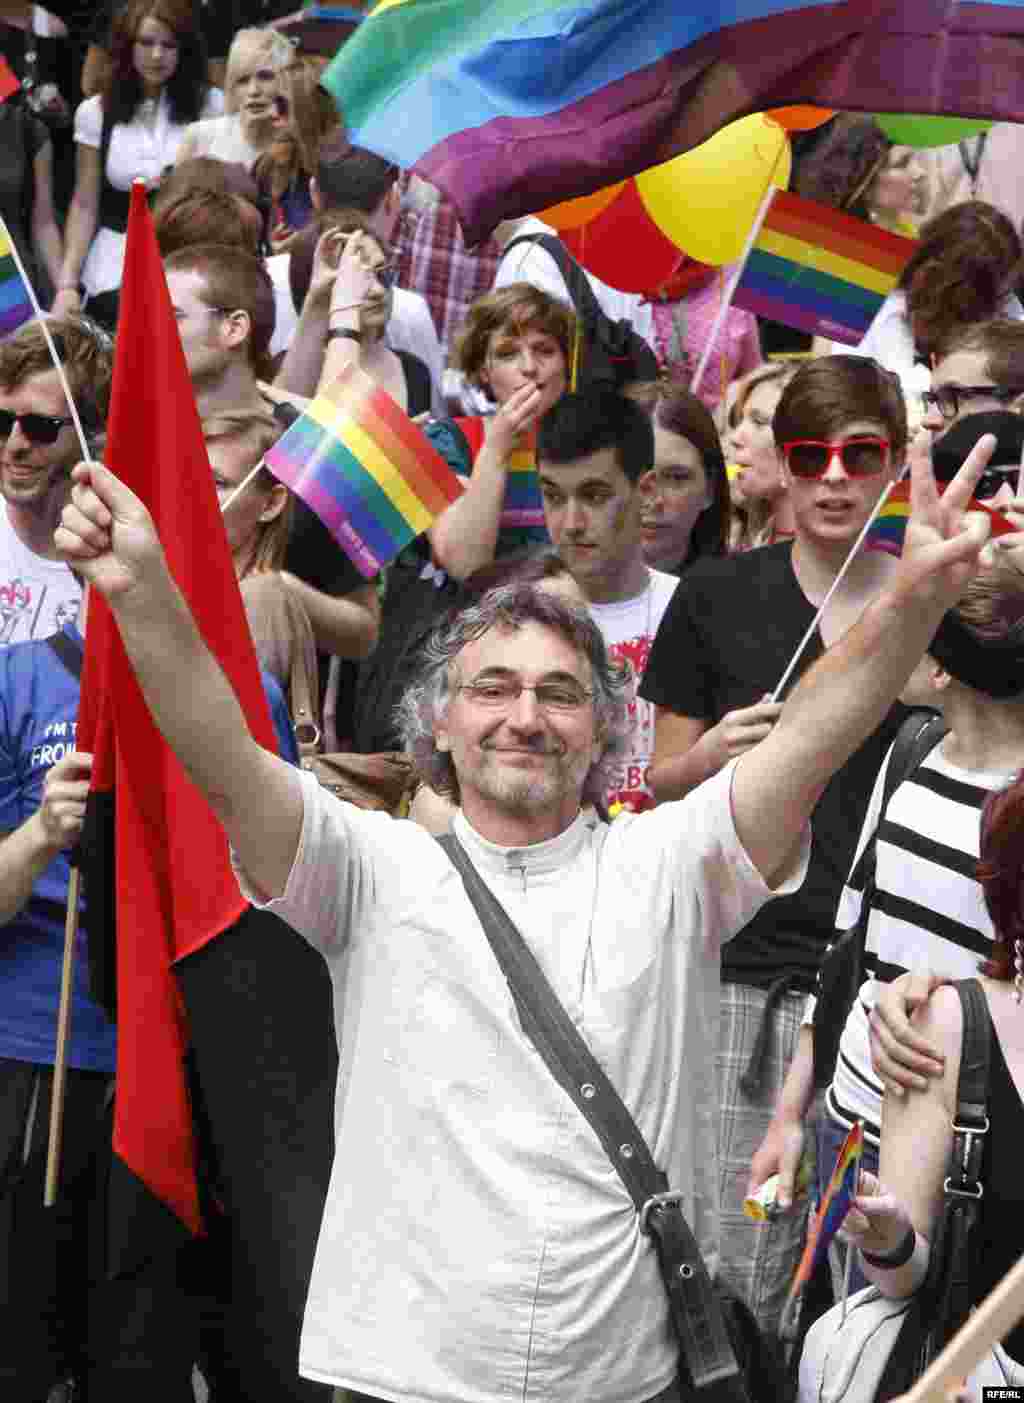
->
[726,362,795,551]
[175,25,293,170]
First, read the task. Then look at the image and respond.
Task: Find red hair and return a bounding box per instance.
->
[978,774,1024,981]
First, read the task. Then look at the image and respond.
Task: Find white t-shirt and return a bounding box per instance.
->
[0,509,82,646]
[267,260,444,417]
[73,88,226,296]
[495,216,654,343]
[236,765,809,1398]
[588,568,678,812]
[178,112,261,169]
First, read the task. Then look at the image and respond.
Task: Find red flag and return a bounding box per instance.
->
[77,181,279,1234]
[0,57,20,104]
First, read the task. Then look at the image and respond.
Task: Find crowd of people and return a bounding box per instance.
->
[3,4,1024,1402]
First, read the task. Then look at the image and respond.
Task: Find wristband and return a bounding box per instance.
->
[861,1225,916,1269]
[58,281,81,293]
[326,328,362,344]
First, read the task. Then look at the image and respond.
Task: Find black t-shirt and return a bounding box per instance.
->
[640,542,907,988]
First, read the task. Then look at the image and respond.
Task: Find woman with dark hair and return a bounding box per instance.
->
[53,0,222,326]
[852,200,1024,383]
[642,385,730,574]
[796,113,926,234]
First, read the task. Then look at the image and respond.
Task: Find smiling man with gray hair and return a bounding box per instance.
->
[55,428,996,1403]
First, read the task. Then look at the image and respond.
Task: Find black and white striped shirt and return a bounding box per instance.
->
[825,741,1013,1145]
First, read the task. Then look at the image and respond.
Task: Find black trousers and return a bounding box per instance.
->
[0,1060,199,1402]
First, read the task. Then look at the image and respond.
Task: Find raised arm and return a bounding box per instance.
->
[56,463,304,902]
[731,430,995,887]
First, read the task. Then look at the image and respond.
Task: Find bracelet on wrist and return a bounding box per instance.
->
[861,1226,916,1269]
[58,281,81,293]
[326,327,362,345]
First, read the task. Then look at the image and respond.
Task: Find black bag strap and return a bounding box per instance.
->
[857,710,948,903]
[47,629,84,681]
[503,231,605,331]
[436,830,748,1397]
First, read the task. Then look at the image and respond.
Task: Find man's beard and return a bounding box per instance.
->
[468,745,590,815]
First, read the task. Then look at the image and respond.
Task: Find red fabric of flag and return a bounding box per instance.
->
[77,182,278,1234]
[0,56,20,104]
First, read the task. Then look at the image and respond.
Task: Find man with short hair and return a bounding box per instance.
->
[0,316,112,646]
[56,421,995,1402]
[921,317,1024,433]
[537,389,677,811]
[642,354,912,1331]
[163,242,379,674]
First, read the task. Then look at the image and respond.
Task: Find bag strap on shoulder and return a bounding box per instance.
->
[502,231,604,329]
[436,829,747,1397]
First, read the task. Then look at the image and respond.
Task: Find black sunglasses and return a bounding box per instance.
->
[921,384,1024,421]
[0,408,74,444]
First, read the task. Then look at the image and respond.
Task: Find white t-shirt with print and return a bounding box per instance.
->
[0,508,82,646]
[587,568,678,812]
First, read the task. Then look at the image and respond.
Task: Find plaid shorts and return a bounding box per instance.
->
[717,982,813,1336]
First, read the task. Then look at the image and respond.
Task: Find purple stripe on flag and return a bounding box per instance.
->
[297,475,384,577]
[293,467,400,567]
[731,288,868,345]
[501,509,547,528]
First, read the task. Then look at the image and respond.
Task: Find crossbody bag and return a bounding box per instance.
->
[437,831,782,1402]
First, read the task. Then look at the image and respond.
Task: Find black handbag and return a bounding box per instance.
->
[437,832,784,1403]
[811,710,947,1090]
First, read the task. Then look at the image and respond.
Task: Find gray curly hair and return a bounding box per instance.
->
[394,583,633,808]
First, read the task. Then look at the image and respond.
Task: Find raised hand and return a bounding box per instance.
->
[54,461,163,602]
[486,380,543,460]
[897,428,996,611]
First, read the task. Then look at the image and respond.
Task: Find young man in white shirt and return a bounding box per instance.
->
[0,316,111,646]
[537,389,676,812]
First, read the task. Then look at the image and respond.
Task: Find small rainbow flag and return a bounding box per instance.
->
[0,218,35,338]
[788,1121,864,1302]
[732,190,917,346]
[865,479,1016,556]
[265,364,464,578]
[454,417,545,531]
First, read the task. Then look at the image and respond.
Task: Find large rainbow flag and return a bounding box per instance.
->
[732,190,916,345]
[321,0,1024,243]
[265,365,464,578]
[0,217,34,338]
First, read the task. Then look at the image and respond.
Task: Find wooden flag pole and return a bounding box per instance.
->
[687,140,785,398]
[900,1250,1024,1401]
[44,865,81,1206]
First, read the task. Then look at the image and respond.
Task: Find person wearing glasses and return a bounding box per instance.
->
[641,355,912,1333]
[0,315,110,647]
[920,318,1024,436]
[55,414,997,1402]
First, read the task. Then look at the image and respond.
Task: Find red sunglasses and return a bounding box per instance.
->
[782,437,891,480]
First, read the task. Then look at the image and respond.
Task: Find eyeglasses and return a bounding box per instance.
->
[363,260,397,289]
[782,437,891,480]
[932,460,1018,502]
[0,409,74,444]
[457,677,594,713]
[920,384,1024,421]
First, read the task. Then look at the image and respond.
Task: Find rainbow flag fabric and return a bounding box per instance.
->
[0,218,34,338]
[864,479,1016,556]
[732,190,917,345]
[788,1121,864,1300]
[320,0,1024,245]
[265,366,464,578]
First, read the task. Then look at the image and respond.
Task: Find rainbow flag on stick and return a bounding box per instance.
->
[265,365,464,578]
[732,189,917,345]
[864,479,1016,556]
[0,218,35,338]
[787,1120,864,1308]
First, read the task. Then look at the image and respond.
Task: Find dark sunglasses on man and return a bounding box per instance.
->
[931,409,1024,502]
[781,436,890,480]
[0,409,75,445]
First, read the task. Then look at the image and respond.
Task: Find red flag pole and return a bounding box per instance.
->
[44,866,82,1205]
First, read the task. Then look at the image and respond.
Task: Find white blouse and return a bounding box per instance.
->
[73,87,225,296]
